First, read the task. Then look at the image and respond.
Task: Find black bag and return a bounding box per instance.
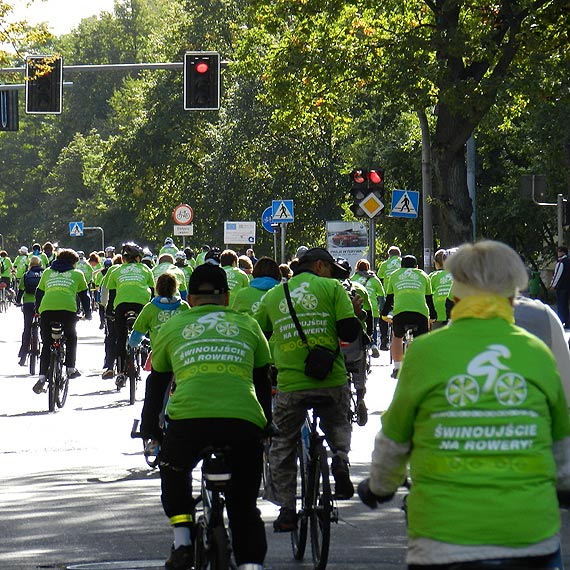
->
[24,270,42,294]
[305,345,338,380]
[283,282,339,381]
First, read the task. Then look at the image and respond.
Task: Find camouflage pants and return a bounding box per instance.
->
[269,384,351,509]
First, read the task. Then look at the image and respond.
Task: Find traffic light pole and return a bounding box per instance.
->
[368,218,376,268]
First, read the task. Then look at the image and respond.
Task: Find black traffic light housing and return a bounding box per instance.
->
[0,90,19,131]
[349,169,385,217]
[25,55,63,114]
[184,51,220,111]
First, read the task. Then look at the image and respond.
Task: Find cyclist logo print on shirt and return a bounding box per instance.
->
[182,311,240,339]
[278,282,316,313]
[445,344,528,408]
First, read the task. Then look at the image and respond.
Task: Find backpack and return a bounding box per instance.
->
[24,269,42,294]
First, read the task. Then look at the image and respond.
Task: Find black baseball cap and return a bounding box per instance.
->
[297,247,350,279]
[188,264,229,295]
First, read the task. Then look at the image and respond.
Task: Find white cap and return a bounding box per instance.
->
[19,246,28,254]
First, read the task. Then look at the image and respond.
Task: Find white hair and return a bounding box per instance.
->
[445,240,528,298]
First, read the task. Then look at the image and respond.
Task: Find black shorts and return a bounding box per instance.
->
[392,311,428,338]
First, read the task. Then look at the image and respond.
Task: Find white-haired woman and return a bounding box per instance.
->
[359,240,570,569]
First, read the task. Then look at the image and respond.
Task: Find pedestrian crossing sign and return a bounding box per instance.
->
[272,200,294,223]
[69,221,84,237]
[390,190,419,219]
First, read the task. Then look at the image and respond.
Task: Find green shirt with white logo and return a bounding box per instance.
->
[106,262,155,308]
[429,269,453,321]
[37,268,88,313]
[385,267,432,317]
[378,255,401,281]
[254,272,356,392]
[132,299,190,346]
[152,305,271,428]
[381,316,570,546]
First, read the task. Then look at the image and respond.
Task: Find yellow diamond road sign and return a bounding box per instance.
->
[359,193,384,218]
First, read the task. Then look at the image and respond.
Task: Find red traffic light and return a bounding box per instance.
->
[368,170,383,185]
[196,62,209,74]
[350,169,366,185]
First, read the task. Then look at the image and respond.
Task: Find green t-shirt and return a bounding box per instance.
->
[381,317,570,546]
[429,269,453,321]
[152,305,271,428]
[106,262,155,308]
[378,255,401,281]
[351,272,385,317]
[37,268,88,313]
[0,256,12,278]
[254,271,356,392]
[223,265,250,306]
[232,285,267,316]
[385,267,432,317]
[132,298,191,346]
[152,262,188,294]
[12,255,29,278]
[76,260,93,283]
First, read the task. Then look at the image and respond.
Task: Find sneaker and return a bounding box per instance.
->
[379,342,389,351]
[115,374,127,389]
[164,544,193,570]
[331,456,354,500]
[33,376,47,394]
[101,368,114,379]
[99,322,105,330]
[391,368,399,379]
[356,399,368,426]
[18,356,27,367]
[370,344,380,358]
[273,507,297,532]
[67,368,81,379]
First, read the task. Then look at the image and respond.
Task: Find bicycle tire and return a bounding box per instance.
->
[47,353,57,413]
[56,351,69,408]
[309,443,332,570]
[209,524,231,570]
[291,439,308,560]
[193,519,207,570]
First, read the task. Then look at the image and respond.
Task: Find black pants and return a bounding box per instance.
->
[39,310,78,375]
[114,302,143,372]
[159,418,267,566]
[19,302,35,358]
[103,315,117,369]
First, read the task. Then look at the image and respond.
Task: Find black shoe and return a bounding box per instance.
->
[165,544,193,570]
[391,368,399,379]
[67,368,82,379]
[379,343,389,351]
[115,374,127,389]
[32,378,47,394]
[18,356,27,367]
[356,399,368,426]
[331,456,354,500]
[273,507,297,532]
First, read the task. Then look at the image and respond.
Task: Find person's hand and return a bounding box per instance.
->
[351,294,364,314]
[357,479,395,509]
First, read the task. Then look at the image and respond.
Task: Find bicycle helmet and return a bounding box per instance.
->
[335,257,352,275]
[121,242,144,261]
[204,247,221,266]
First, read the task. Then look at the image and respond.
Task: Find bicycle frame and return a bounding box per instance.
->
[291,409,337,570]
[194,447,236,570]
[46,322,69,412]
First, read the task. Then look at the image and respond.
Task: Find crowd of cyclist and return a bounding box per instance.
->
[2,237,570,570]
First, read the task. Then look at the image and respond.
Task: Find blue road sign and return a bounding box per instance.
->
[390,190,419,219]
[69,221,84,237]
[261,206,278,234]
[272,199,294,223]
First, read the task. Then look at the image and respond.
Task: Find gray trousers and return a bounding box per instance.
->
[269,384,352,509]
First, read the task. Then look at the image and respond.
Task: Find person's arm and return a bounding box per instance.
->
[381,293,394,316]
[106,289,116,314]
[545,307,570,406]
[337,316,361,343]
[78,289,92,318]
[140,370,172,440]
[253,364,272,425]
[426,294,437,320]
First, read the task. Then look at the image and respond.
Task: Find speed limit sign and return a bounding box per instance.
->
[173,204,194,225]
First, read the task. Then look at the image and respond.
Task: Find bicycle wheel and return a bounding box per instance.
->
[291,439,308,560]
[47,353,57,413]
[193,519,208,570]
[309,443,332,570]
[56,350,69,408]
[209,524,231,570]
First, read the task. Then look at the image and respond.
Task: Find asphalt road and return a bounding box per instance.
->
[0,303,568,570]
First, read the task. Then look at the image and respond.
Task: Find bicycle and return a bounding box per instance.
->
[193,446,237,570]
[0,281,9,313]
[402,323,418,354]
[115,310,142,405]
[341,336,369,427]
[45,322,69,412]
[291,407,338,570]
[29,314,41,376]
